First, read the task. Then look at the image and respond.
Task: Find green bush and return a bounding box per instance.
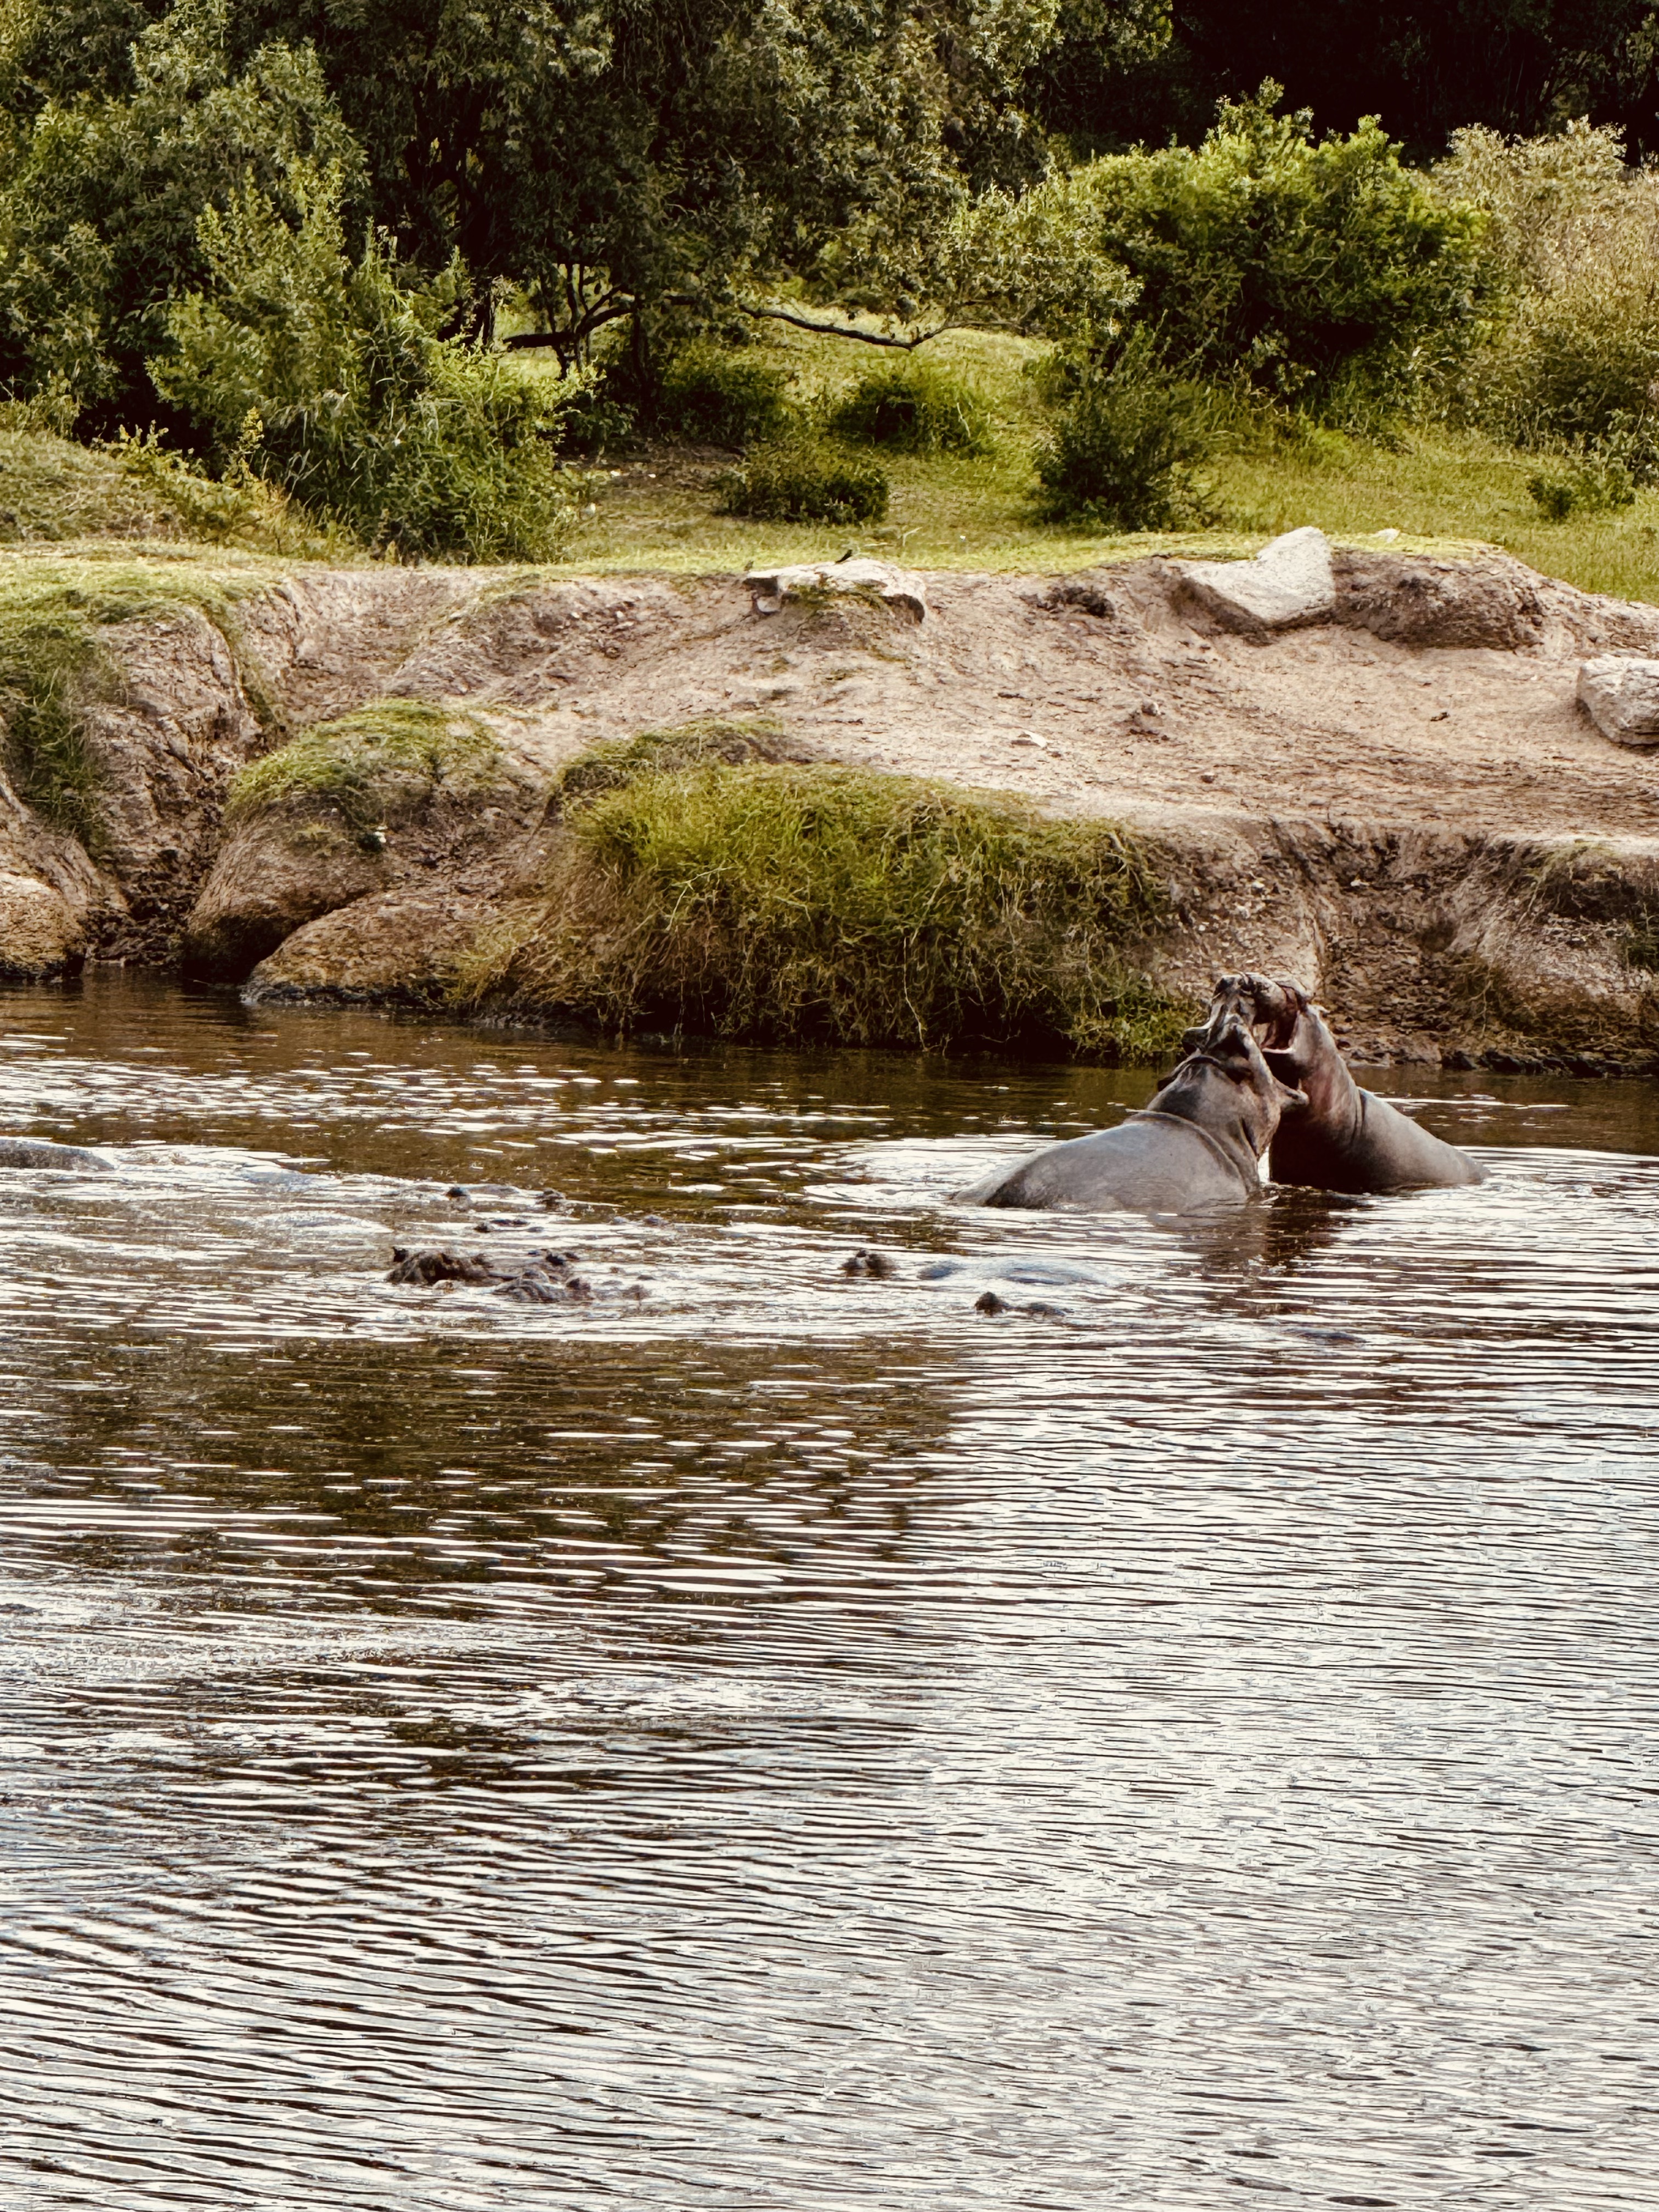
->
[657,343,795,448]
[715,438,889,524]
[1016,89,1491,414]
[1526,454,1637,520]
[554,383,637,459]
[1437,122,1659,452]
[828,359,992,454]
[0,0,360,430]
[153,169,588,561]
[1483,284,1659,448]
[1032,329,1211,529]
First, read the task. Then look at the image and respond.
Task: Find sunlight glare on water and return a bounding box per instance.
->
[1,974,1656,2209]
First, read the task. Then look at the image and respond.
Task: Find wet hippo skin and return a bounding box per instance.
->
[1233,977,1483,1193]
[0,1136,112,1171]
[961,985,1304,1214]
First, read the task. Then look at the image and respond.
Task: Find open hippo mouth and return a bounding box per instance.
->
[1182,978,1293,1075]
[1190,974,1308,1085]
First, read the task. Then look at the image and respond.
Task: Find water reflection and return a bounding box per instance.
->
[2,973,1657,2209]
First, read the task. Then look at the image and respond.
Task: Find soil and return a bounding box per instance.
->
[4,541,1659,1066]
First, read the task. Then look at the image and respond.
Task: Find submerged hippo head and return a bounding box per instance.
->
[1159,975,1308,1164]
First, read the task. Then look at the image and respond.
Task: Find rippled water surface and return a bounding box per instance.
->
[3,975,1657,2210]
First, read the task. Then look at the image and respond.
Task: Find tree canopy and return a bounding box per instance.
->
[1058,0,1659,163]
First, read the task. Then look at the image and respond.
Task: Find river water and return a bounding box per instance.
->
[2,974,1656,2210]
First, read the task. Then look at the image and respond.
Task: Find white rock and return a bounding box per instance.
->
[1577,656,1659,747]
[1175,526,1335,635]
[746,558,927,620]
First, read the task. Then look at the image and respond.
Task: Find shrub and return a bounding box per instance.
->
[828,359,992,454]
[1011,89,1492,414]
[1438,122,1659,451]
[0,0,360,430]
[1481,283,1659,448]
[154,169,588,561]
[1032,328,1211,529]
[651,343,795,447]
[1526,455,1637,520]
[461,741,1188,1059]
[715,438,889,524]
[554,383,637,459]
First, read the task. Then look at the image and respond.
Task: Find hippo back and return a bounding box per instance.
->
[0,1135,112,1172]
[1271,1089,1482,1193]
[961,1113,1257,1215]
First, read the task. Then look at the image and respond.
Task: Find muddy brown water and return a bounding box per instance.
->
[2,974,1657,2210]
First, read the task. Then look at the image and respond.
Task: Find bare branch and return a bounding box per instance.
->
[736,303,963,349]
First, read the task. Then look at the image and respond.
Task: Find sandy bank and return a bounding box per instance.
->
[2,539,1656,1068]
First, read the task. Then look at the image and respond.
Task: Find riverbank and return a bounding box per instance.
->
[2,533,1657,1070]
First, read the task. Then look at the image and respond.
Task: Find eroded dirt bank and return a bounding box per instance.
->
[3,540,1658,1066]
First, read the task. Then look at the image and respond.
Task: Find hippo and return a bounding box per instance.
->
[960,981,1304,1214]
[0,1135,112,1172]
[1224,976,1483,1193]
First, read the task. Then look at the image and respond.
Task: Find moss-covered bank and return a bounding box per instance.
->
[455,723,1193,1061]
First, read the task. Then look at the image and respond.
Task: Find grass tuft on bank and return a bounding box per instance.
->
[228,701,501,833]
[0,424,344,555]
[461,727,1190,1060]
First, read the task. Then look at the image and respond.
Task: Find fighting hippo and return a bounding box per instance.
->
[0,1135,111,1171]
[961,982,1304,1214]
[1225,976,1482,1193]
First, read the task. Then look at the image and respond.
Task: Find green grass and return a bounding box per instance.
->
[460,728,1190,1060]
[511,324,1659,601]
[0,425,344,555]
[228,701,503,834]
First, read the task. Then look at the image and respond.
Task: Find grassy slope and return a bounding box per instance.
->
[517,326,1659,602]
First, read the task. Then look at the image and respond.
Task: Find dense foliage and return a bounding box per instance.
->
[0,0,356,431]
[1012,95,1493,408]
[4,0,1659,551]
[216,0,1070,376]
[154,167,585,557]
[1436,119,1659,455]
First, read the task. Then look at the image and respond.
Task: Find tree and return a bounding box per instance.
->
[222,0,1081,378]
[1043,0,1659,164]
[0,0,358,429]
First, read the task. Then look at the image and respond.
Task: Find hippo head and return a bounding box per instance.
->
[1158,975,1308,1162]
[1205,973,1352,1124]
